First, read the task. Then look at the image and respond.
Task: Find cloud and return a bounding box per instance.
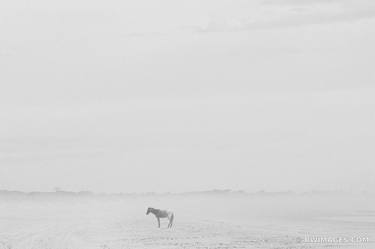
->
[262,0,342,6]
[190,8,375,33]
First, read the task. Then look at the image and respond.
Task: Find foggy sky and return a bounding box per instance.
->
[0,0,374,193]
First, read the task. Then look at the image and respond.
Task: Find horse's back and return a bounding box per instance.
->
[157,210,169,218]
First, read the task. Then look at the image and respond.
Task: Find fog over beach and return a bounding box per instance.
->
[1,0,374,248]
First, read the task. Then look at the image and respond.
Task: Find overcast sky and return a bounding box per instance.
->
[0,0,374,193]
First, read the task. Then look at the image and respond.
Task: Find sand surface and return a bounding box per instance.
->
[0,194,374,249]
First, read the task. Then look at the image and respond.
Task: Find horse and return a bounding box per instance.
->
[146,207,174,228]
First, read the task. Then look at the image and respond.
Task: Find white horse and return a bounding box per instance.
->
[146,207,174,228]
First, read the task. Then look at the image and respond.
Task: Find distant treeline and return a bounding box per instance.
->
[0,189,364,199]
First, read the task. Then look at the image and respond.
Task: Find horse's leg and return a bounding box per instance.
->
[170,213,174,228]
[157,217,160,228]
[167,218,171,228]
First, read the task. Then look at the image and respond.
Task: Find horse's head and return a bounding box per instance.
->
[146,207,152,215]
